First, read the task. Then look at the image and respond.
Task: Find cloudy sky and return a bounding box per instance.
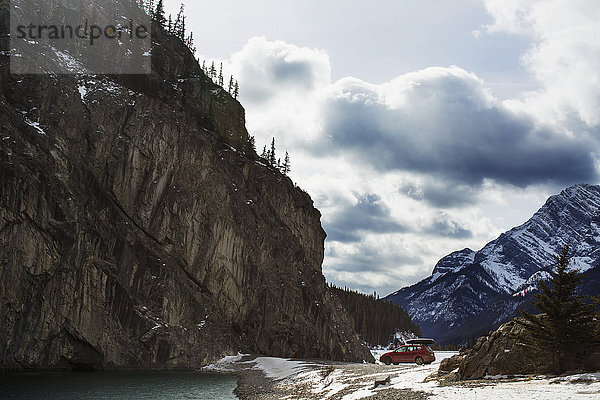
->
[164,0,600,296]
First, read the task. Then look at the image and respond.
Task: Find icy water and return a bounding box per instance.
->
[0,371,238,399]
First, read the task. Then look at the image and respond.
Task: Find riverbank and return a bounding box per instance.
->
[231,357,430,400]
[205,351,600,400]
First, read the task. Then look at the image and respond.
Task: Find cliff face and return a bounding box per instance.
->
[0,10,373,370]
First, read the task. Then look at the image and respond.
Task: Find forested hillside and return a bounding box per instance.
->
[329,285,421,346]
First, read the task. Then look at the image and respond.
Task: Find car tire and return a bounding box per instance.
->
[383,357,392,365]
[415,357,424,366]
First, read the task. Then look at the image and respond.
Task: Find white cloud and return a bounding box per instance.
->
[231,36,331,104]
[221,20,600,295]
[483,0,600,127]
[321,66,596,186]
[228,37,330,151]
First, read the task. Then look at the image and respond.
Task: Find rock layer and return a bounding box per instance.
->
[0,7,373,370]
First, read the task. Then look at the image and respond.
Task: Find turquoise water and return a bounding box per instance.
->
[0,371,238,399]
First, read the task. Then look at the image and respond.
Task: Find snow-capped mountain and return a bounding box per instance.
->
[384,184,600,344]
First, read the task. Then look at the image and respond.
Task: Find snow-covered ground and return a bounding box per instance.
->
[207,350,600,399]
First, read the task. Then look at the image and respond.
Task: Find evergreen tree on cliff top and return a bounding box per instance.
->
[516,245,596,373]
[268,137,277,167]
[281,151,291,175]
[154,0,166,26]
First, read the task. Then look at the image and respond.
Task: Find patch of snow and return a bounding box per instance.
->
[203,353,248,373]
[24,118,46,135]
[53,49,86,73]
[252,357,311,381]
[78,85,87,101]
[393,331,417,343]
[569,256,594,272]
[551,372,600,383]
[429,271,445,283]
[484,374,509,380]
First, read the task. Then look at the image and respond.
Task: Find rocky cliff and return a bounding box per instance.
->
[437,319,600,380]
[0,4,373,370]
[385,184,600,344]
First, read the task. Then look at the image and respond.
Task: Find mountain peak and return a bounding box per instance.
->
[561,183,600,195]
[431,248,475,281]
[385,184,600,344]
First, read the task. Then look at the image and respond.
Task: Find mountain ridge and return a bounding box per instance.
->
[385,183,600,344]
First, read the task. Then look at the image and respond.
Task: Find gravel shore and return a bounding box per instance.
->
[231,356,432,400]
[215,353,600,400]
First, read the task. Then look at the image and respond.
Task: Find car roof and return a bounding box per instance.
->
[405,338,435,345]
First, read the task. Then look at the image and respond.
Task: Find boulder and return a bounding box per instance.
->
[437,318,600,380]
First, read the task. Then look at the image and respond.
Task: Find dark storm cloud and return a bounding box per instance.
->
[421,216,473,239]
[399,181,478,208]
[324,193,407,243]
[326,245,424,274]
[319,69,598,187]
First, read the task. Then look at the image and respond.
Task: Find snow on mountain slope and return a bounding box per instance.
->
[385,184,600,344]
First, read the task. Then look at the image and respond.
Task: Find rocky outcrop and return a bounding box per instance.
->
[0,4,373,371]
[437,319,600,380]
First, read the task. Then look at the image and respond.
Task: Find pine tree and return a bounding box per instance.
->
[248,136,256,153]
[228,75,234,94]
[218,63,224,87]
[167,14,172,33]
[233,81,239,99]
[180,15,186,39]
[154,0,166,26]
[269,138,277,167]
[186,32,196,54]
[282,152,291,175]
[261,146,268,159]
[516,245,596,374]
[148,0,155,16]
[174,4,185,39]
[209,61,216,82]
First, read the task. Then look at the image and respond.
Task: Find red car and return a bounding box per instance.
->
[379,344,436,365]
